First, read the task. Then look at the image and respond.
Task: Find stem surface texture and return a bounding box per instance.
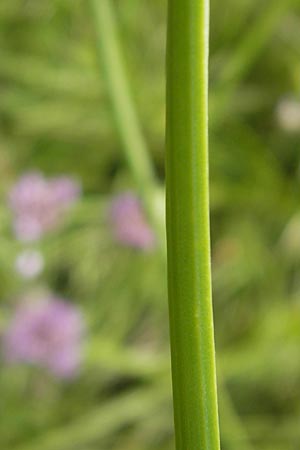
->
[166,0,220,449]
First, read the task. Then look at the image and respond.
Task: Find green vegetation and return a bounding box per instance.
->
[0,1,300,449]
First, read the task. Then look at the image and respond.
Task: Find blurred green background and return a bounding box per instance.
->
[1,0,300,449]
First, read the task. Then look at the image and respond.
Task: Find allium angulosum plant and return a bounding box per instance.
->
[166,0,221,449]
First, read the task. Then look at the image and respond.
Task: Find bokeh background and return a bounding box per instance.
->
[1,0,300,449]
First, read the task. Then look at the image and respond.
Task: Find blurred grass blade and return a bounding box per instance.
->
[166,0,220,449]
[0,51,100,99]
[211,0,297,126]
[219,0,297,86]
[15,387,166,450]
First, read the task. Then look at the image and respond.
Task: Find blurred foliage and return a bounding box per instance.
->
[1,0,300,449]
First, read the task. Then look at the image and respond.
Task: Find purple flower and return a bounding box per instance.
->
[3,296,84,378]
[109,193,155,250]
[9,172,80,242]
[15,250,44,279]
[51,176,81,204]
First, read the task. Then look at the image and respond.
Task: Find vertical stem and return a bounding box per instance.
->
[166,1,220,450]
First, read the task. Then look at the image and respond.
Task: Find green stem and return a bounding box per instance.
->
[166,1,220,449]
[89,0,165,249]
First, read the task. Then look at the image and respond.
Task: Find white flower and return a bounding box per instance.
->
[15,250,44,279]
[276,98,300,132]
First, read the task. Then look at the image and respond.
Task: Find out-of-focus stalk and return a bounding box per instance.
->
[166,1,220,449]
[89,0,165,251]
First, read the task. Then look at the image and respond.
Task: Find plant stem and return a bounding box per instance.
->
[89,0,165,249]
[166,0,220,449]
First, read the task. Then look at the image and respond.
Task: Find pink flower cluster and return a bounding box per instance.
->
[109,193,156,250]
[4,174,156,380]
[9,172,80,242]
[3,296,84,378]
[4,173,84,379]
